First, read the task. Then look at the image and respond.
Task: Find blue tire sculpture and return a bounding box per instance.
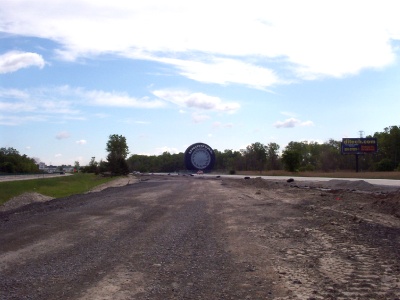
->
[184,143,215,171]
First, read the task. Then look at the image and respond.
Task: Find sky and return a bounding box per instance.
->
[1,0,400,166]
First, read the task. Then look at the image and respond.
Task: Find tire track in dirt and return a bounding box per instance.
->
[2,176,400,299]
[221,178,400,299]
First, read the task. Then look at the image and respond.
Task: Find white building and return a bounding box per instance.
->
[37,163,76,173]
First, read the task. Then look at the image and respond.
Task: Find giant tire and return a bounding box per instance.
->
[184,143,215,171]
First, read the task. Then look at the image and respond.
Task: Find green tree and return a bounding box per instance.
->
[265,142,281,170]
[281,149,301,172]
[222,149,243,173]
[243,142,267,173]
[87,157,98,173]
[213,149,224,170]
[317,139,340,171]
[373,126,400,170]
[106,134,130,175]
[0,147,39,173]
[127,154,150,173]
[375,158,394,171]
[74,161,80,172]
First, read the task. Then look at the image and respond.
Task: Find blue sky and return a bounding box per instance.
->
[1,0,400,166]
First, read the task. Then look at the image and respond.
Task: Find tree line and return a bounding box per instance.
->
[123,125,400,174]
[0,147,39,173]
[2,126,400,175]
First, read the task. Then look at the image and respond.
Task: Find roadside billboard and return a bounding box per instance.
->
[341,138,378,155]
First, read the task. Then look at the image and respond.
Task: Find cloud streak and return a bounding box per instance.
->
[81,89,164,108]
[213,122,234,129]
[153,90,240,113]
[0,51,45,73]
[156,56,280,90]
[1,1,399,87]
[192,113,210,124]
[0,86,164,125]
[76,139,87,145]
[1,86,236,126]
[273,118,314,128]
[56,131,70,140]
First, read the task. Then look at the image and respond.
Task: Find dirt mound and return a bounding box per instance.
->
[0,192,54,212]
[230,177,394,192]
[370,190,400,218]
[225,176,283,189]
[87,175,137,193]
[325,179,375,190]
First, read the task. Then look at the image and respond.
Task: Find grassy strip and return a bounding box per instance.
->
[0,173,119,205]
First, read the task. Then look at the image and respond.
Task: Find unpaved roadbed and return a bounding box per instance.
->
[1,176,400,299]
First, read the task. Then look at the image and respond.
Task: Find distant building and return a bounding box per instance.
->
[46,165,58,173]
[36,163,76,173]
[63,166,75,173]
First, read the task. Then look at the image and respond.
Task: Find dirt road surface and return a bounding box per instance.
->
[1,175,400,299]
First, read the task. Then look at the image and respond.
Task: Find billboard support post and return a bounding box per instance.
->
[356,154,359,173]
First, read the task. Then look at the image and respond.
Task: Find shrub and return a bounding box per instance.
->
[375,158,394,171]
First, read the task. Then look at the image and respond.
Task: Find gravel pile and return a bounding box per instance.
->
[0,192,54,212]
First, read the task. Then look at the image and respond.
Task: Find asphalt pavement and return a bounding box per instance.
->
[198,173,400,187]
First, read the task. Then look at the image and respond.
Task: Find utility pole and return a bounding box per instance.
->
[356,130,364,172]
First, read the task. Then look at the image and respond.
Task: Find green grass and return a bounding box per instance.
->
[0,173,120,205]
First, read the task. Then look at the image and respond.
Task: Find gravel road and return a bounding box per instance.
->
[1,175,400,299]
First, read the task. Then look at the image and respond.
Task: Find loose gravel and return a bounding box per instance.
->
[1,175,400,299]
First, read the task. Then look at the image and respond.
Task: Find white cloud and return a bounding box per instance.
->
[55,153,62,158]
[157,57,280,89]
[56,131,70,139]
[53,85,163,108]
[76,139,87,145]
[120,119,151,125]
[94,113,109,118]
[154,146,179,155]
[0,51,45,73]
[153,90,240,113]
[0,88,30,99]
[212,122,234,129]
[192,113,210,123]
[0,114,47,126]
[1,1,399,86]
[273,118,314,128]
[0,87,81,122]
[0,101,36,113]
[0,86,164,126]
[280,111,298,117]
[83,90,164,108]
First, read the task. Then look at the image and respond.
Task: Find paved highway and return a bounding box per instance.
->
[0,173,73,182]
[191,173,400,187]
